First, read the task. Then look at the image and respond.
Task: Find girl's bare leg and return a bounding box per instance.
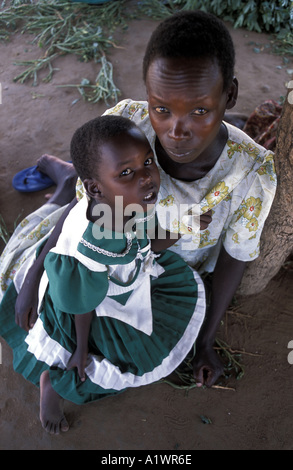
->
[40,370,69,435]
[37,154,78,206]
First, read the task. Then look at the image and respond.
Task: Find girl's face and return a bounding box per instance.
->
[88,128,160,215]
[146,57,237,165]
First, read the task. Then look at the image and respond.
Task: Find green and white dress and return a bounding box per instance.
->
[0,196,205,405]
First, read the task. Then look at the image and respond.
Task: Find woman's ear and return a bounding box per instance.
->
[83,178,103,200]
[226,77,238,111]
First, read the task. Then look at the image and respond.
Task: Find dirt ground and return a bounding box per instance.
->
[0,6,293,450]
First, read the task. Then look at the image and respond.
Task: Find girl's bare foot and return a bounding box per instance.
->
[37,154,78,206]
[40,370,69,435]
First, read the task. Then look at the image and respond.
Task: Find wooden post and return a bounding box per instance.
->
[238,85,293,295]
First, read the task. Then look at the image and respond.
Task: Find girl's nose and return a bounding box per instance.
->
[168,118,191,141]
[139,168,152,186]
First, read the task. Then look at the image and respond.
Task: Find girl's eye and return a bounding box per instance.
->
[144,157,153,166]
[120,168,132,177]
[192,108,208,116]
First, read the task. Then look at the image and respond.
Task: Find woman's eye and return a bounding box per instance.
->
[120,168,132,176]
[192,108,208,116]
[154,106,168,114]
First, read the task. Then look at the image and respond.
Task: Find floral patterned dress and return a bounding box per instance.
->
[103,99,277,273]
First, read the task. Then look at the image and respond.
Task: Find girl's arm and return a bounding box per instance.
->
[67,311,94,382]
[15,197,77,331]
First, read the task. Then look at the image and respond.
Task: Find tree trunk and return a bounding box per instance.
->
[238,87,293,295]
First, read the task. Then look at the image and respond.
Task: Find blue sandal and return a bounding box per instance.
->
[12,165,55,193]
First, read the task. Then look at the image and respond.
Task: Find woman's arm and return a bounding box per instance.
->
[151,228,181,252]
[15,198,77,331]
[67,311,94,381]
[150,210,212,253]
[193,246,246,387]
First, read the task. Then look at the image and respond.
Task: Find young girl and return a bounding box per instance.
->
[0,115,206,434]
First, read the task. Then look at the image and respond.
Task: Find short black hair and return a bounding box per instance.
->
[143,10,235,90]
[70,115,137,181]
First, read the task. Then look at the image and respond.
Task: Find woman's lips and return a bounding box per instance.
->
[166,148,194,158]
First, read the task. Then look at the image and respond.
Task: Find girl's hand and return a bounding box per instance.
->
[15,198,78,332]
[15,270,39,331]
[67,348,88,382]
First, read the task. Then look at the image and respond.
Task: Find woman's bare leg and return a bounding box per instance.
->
[37,154,78,206]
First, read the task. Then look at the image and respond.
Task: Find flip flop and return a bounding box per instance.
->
[12,165,55,193]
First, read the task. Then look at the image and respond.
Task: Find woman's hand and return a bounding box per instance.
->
[192,344,224,388]
[67,347,88,382]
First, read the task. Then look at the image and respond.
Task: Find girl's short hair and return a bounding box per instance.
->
[70,115,137,181]
[143,10,235,90]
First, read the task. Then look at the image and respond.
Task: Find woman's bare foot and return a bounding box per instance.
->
[40,370,69,435]
[37,154,78,206]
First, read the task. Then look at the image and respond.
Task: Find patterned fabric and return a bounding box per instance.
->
[0,203,68,298]
[98,99,276,272]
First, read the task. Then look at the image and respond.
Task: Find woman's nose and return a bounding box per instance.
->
[168,118,191,140]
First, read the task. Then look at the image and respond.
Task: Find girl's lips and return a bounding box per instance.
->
[143,190,157,204]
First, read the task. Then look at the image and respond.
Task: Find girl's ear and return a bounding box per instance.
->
[83,178,103,200]
[225,77,238,110]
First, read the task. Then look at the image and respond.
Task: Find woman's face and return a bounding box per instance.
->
[146,57,237,164]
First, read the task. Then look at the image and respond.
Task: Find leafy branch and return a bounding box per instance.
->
[58,55,121,104]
